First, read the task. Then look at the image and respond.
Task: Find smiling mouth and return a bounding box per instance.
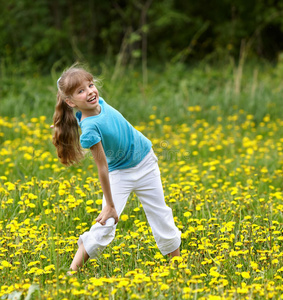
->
[87,96,97,102]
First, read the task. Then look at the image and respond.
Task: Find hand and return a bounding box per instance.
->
[96,205,119,225]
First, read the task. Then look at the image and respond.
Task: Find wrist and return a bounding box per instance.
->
[105,201,115,208]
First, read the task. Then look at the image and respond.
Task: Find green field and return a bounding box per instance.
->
[1,62,283,299]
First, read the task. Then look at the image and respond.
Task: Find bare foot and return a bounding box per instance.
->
[67,270,76,276]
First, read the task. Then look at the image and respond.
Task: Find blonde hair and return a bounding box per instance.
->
[52,66,95,166]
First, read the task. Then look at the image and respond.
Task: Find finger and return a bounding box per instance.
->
[97,220,105,225]
[101,216,107,225]
[99,219,106,225]
[96,214,105,225]
[96,214,102,222]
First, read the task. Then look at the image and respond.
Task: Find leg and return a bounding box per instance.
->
[70,243,89,271]
[168,247,180,258]
[134,151,181,256]
[71,169,133,270]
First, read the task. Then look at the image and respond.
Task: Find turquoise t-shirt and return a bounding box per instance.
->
[76,98,152,172]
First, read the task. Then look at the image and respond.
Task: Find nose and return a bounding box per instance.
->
[88,87,94,94]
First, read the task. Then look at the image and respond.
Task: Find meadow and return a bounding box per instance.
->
[1,60,283,299]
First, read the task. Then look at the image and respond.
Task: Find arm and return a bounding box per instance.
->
[90,142,119,225]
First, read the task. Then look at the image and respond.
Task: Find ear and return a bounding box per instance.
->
[65,98,77,108]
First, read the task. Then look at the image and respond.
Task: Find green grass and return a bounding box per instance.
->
[1,60,283,125]
[0,61,283,299]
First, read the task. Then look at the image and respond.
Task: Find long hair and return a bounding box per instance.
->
[52,66,94,166]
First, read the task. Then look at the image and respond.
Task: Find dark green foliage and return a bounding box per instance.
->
[1,0,283,74]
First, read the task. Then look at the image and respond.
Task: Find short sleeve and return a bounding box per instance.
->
[80,130,101,149]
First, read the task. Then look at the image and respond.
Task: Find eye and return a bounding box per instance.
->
[89,83,94,88]
[78,89,84,94]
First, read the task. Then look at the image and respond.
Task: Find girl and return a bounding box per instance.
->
[53,66,181,272]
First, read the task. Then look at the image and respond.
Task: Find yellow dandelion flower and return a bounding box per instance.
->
[1,260,12,268]
[183,287,191,293]
[28,267,38,274]
[272,259,279,264]
[22,283,31,289]
[27,261,40,267]
[121,214,129,221]
[160,283,169,291]
[241,272,250,279]
[95,199,103,205]
[117,280,129,288]
[44,264,55,271]
[208,296,222,300]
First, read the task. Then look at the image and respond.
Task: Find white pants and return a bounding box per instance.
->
[78,149,181,258]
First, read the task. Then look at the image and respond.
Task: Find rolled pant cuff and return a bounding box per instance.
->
[78,235,105,259]
[158,234,182,256]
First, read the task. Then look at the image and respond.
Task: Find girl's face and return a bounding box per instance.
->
[65,79,100,116]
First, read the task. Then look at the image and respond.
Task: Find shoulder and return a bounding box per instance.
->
[99,97,106,105]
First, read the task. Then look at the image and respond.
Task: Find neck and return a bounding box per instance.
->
[80,105,101,120]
